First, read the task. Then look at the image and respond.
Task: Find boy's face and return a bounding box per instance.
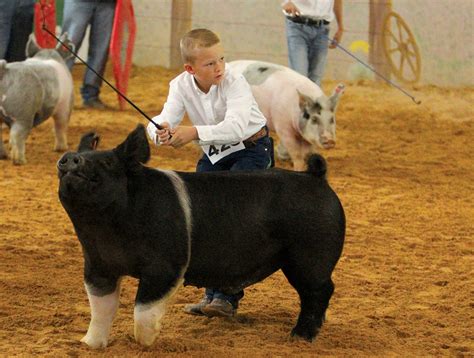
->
[184,43,225,93]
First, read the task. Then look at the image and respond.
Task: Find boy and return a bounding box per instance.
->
[146,28,272,317]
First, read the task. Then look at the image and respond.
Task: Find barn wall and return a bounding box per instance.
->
[132,0,473,86]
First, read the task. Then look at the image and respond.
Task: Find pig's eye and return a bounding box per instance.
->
[303,110,310,120]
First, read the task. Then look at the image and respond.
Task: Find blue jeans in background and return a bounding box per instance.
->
[285,18,330,86]
[0,0,35,61]
[196,132,272,308]
[61,0,116,102]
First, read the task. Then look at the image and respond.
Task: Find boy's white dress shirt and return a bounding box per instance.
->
[147,67,267,146]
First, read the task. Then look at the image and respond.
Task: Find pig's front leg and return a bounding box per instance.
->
[134,275,183,346]
[81,278,121,349]
[0,126,7,159]
[280,135,313,171]
[9,122,31,165]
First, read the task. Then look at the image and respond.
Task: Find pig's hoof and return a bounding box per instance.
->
[0,152,8,160]
[290,326,318,342]
[81,334,108,349]
[54,145,68,152]
[12,158,26,165]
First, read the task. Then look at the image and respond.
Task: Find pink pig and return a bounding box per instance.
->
[229,60,344,171]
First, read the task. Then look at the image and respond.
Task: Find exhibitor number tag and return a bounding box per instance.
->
[201,142,245,164]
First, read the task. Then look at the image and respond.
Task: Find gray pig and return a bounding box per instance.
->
[0,33,74,165]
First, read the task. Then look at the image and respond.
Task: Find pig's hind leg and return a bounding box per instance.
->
[282,264,334,341]
[52,109,70,152]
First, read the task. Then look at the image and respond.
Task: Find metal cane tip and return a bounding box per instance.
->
[413,98,422,105]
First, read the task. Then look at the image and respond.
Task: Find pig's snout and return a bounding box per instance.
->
[58,152,84,173]
[322,139,336,149]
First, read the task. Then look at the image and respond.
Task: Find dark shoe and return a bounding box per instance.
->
[201,298,236,317]
[83,98,107,110]
[183,297,212,316]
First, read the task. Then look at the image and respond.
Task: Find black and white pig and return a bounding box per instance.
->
[0,34,74,165]
[57,124,345,349]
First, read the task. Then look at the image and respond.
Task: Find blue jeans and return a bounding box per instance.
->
[196,135,273,172]
[0,0,35,61]
[61,0,116,101]
[285,18,330,86]
[197,132,273,308]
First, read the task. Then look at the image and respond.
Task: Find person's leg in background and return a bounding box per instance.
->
[5,0,35,62]
[0,0,16,59]
[285,18,310,78]
[80,1,115,108]
[61,0,93,71]
[307,25,330,86]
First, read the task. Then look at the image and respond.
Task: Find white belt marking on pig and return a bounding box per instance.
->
[127,169,190,346]
[82,281,122,349]
[158,169,192,272]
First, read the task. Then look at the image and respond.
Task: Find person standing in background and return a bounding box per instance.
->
[0,0,36,62]
[282,0,344,86]
[61,0,116,109]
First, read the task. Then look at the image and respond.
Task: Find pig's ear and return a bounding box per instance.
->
[297,89,313,111]
[114,124,151,168]
[56,32,75,60]
[329,83,345,111]
[77,132,100,152]
[25,34,41,58]
[0,60,6,80]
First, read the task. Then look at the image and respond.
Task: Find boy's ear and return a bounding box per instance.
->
[184,63,195,74]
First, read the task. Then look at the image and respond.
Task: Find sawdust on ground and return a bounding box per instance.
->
[0,65,473,357]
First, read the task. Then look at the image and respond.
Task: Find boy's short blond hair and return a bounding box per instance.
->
[180,28,220,64]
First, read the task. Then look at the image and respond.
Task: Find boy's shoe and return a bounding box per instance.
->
[183,297,212,316]
[83,98,107,110]
[201,298,236,317]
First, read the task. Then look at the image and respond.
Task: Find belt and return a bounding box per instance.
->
[287,16,330,27]
[243,126,268,148]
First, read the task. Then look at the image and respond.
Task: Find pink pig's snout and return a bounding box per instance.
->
[322,139,336,149]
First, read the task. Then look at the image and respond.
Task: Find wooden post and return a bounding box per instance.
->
[369,0,392,82]
[170,0,192,69]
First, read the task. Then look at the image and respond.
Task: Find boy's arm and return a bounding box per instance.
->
[146,80,186,145]
[194,76,254,145]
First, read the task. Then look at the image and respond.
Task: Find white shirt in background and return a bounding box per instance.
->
[283,0,335,22]
[147,67,266,146]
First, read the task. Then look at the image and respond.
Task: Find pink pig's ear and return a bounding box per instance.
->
[296,89,313,111]
[56,32,75,61]
[0,60,6,80]
[329,83,345,111]
[25,34,41,58]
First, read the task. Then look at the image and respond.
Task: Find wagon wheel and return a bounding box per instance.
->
[382,11,421,84]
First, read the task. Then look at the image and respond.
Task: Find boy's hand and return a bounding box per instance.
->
[166,126,198,148]
[156,122,172,144]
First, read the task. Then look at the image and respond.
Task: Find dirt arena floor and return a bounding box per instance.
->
[1,65,473,357]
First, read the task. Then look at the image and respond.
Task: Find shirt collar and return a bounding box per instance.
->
[190,75,217,96]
